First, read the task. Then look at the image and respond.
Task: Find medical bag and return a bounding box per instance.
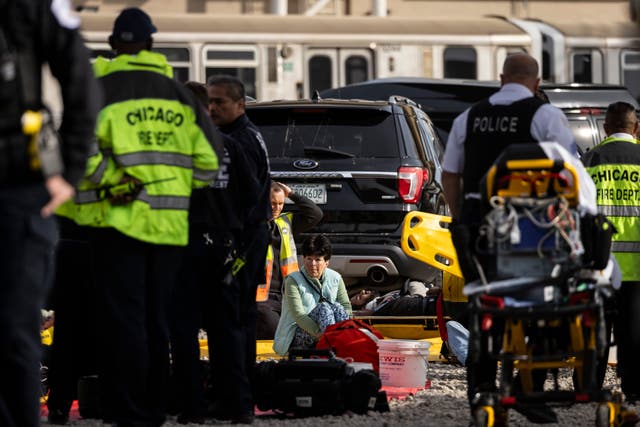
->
[253,349,385,416]
[316,319,384,372]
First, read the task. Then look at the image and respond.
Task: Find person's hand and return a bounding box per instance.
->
[41,311,55,330]
[41,174,75,218]
[108,174,142,205]
[277,181,292,197]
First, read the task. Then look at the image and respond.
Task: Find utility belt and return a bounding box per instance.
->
[0,109,63,187]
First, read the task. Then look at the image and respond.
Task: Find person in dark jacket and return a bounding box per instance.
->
[0,1,100,426]
[256,181,323,339]
[204,75,271,424]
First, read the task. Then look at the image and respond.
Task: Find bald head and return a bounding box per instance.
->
[500,53,540,93]
[604,101,639,137]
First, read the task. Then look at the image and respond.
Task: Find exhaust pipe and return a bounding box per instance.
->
[367,265,389,284]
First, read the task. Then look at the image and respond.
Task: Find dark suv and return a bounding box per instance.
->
[246,96,446,290]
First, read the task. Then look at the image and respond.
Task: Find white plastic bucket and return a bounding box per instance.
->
[377,339,431,388]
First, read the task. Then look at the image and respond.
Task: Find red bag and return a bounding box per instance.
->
[316,319,384,372]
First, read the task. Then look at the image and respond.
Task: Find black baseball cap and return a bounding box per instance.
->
[110,8,157,43]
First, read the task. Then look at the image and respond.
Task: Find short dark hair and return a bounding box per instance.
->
[207,75,245,101]
[301,234,332,260]
[605,101,638,132]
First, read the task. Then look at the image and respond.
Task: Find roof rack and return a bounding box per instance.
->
[388,95,420,109]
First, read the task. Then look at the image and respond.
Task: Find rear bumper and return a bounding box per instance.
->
[325,243,439,284]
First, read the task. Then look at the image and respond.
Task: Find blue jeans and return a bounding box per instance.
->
[290,301,349,350]
[446,320,470,366]
[0,185,57,427]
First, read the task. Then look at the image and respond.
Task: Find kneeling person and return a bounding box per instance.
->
[273,235,352,355]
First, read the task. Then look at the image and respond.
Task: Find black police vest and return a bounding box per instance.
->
[462,97,545,195]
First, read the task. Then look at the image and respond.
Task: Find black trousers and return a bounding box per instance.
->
[615,281,640,398]
[88,228,183,427]
[0,185,57,427]
[47,219,99,416]
[256,295,281,340]
[168,227,213,418]
[206,223,270,417]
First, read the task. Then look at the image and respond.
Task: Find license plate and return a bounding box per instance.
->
[288,184,327,204]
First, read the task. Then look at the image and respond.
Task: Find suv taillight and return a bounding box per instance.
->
[398,166,428,204]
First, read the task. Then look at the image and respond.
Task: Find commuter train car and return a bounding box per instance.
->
[509,18,640,98]
[73,13,533,101]
[42,13,640,115]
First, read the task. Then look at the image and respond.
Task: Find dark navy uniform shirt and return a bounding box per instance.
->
[189,113,270,235]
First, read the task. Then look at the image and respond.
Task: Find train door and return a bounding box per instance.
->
[304,48,373,97]
[621,50,640,101]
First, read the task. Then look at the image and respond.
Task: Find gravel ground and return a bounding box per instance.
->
[45,363,635,427]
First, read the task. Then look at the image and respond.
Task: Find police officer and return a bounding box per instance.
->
[205,75,271,424]
[582,101,640,402]
[256,181,323,339]
[441,53,575,414]
[57,8,222,426]
[0,0,100,425]
[442,53,575,279]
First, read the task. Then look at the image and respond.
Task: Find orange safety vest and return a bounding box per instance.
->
[256,213,299,302]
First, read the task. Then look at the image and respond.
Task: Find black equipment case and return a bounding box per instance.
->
[254,349,386,416]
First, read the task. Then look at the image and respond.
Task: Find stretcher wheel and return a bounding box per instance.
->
[473,405,495,427]
[595,402,614,427]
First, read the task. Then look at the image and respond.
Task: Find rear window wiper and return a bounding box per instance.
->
[303,146,355,158]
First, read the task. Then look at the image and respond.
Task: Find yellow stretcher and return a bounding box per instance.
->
[200,336,443,363]
[401,211,463,279]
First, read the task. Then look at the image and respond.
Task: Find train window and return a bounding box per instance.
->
[309,55,333,94]
[204,45,258,99]
[345,55,368,85]
[541,34,552,81]
[156,48,190,62]
[155,47,191,83]
[206,50,255,61]
[571,50,603,84]
[443,47,477,79]
[621,51,640,101]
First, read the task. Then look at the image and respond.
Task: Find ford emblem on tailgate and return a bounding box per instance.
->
[293,159,318,170]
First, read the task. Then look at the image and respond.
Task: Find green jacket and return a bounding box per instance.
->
[58,50,221,246]
[583,134,640,281]
[273,267,352,355]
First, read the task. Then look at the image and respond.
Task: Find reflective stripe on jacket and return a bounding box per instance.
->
[584,135,640,281]
[57,50,220,246]
[256,213,299,301]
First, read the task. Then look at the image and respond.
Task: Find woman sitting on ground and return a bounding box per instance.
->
[273,234,352,355]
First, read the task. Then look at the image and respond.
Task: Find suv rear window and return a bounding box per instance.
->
[249,108,399,158]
